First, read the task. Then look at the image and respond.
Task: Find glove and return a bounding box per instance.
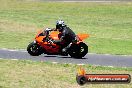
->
[47,38,61,45]
[45,28,52,31]
[48,39,54,44]
[53,40,61,45]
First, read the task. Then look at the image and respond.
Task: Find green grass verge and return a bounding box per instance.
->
[0,0,132,55]
[0,59,132,88]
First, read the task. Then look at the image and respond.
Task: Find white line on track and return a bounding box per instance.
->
[11,59,18,61]
[45,0,131,2]
[88,52,132,57]
[60,1,120,2]
[1,48,27,52]
[52,62,58,64]
[107,66,114,68]
[77,64,85,66]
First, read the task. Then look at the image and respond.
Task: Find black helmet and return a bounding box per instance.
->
[56,20,65,31]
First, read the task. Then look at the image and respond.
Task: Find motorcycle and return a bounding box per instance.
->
[27,28,89,58]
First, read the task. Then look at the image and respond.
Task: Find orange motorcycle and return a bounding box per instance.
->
[27,29,89,58]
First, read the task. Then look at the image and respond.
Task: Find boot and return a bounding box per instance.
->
[61,43,72,54]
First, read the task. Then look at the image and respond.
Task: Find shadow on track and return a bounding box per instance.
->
[44,55,58,57]
[43,55,88,59]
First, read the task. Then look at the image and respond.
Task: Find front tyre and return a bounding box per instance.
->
[27,42,43,56]
[68,42,88,58]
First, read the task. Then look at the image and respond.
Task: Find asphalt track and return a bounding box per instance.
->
[0,49,132,67]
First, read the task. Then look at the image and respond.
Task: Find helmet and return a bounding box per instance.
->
[56,20,65,31]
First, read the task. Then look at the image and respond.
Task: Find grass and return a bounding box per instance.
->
[0,0,132,55]
[0,1,132,88]
[0,58,131,88]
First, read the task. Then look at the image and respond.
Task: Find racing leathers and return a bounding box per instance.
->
[54,26,77,53]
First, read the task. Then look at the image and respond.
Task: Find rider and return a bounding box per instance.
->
[53,20,78,54]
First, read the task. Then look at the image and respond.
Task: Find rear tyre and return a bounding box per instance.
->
[27,42,43,56]
[68,42,88,58]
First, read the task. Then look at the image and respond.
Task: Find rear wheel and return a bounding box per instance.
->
[68,42,88,58]
[27,42,43,56]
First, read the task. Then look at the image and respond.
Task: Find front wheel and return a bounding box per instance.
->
[27,42,43,56]
[68,42,88,58]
